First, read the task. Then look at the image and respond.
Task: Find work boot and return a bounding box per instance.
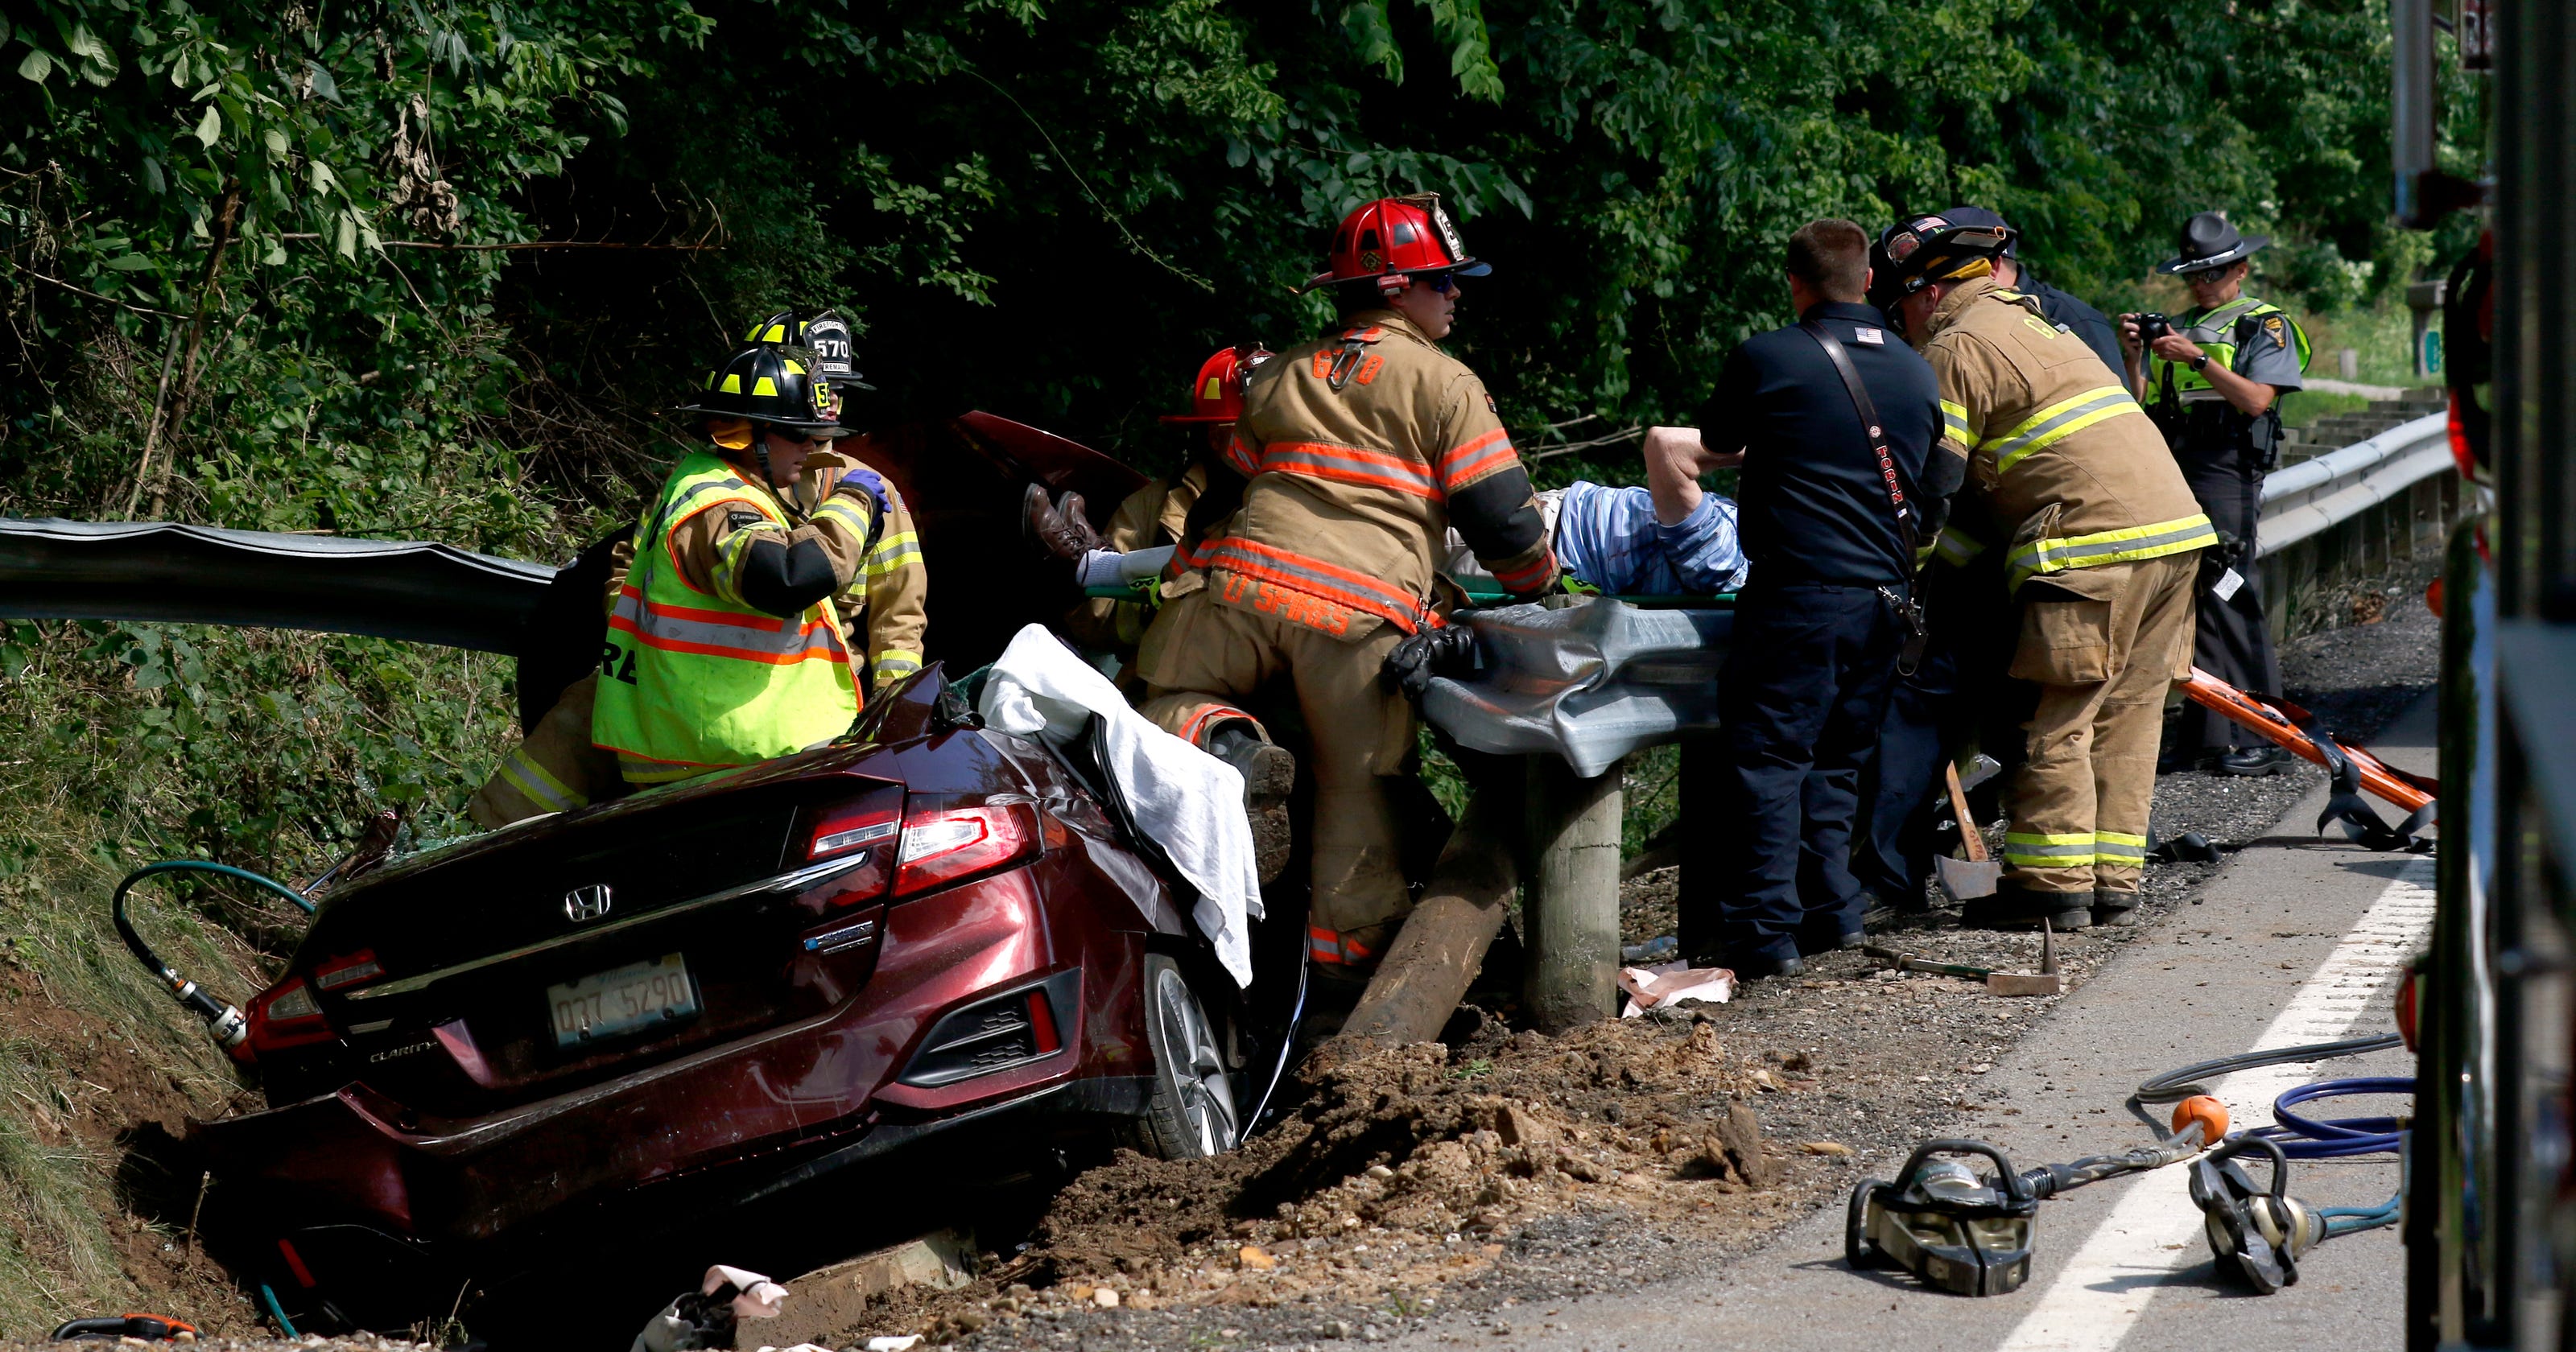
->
[2215,744,2296,777]
[1207,722,1294,883]
[2091,887,2142,928]
[1710,950,1805,982]
[1960,882,2091,933]
[1022,483,1103,561]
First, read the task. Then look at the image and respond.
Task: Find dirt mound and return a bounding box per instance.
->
[816,1012,1817,1347]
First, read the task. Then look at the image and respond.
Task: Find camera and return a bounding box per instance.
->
[2134,311,2174,344]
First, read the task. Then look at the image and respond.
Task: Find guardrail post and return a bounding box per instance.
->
[1523,752,1623,1033]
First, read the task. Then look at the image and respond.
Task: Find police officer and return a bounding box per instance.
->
[2120,212,2310,776]
[1660,219,1950,979]
[1137,195,1558,976]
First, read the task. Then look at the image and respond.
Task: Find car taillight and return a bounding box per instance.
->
[893,802,1042,898]
[246,978,333,1053]
[312,950,382,992]
[810,806,900,860]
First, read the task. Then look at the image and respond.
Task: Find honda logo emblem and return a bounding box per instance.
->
[563,884,613,923]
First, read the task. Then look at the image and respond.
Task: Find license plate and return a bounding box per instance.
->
[548,954,698,1047]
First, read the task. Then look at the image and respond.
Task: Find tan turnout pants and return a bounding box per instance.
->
[1135,589,1414,971]
[2004,553,2199,897]
[467,674,624,829]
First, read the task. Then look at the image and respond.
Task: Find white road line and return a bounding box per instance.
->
[1994,856,2438,1352]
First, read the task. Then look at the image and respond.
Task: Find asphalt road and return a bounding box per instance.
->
[1387,690,2437,1352]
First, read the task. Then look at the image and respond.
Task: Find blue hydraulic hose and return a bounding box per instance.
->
[2256,1076,2413,1158]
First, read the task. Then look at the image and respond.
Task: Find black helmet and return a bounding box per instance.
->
[745,310,873,391]
[675,344,849,435]
[1868,213,2016,312]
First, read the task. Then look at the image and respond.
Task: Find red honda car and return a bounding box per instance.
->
[2,415,1309,1334]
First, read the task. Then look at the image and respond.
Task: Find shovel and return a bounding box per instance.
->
[1934,761,2001,904]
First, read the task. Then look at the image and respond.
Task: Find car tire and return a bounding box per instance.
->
[1137,954,1240,1160]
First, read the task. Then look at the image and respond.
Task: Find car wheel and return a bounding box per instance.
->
[1139,954,1239,1159]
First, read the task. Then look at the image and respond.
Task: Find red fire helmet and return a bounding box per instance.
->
[1302,193,1494,293]
[1159,344,1277,423]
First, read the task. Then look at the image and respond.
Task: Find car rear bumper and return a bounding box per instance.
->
[227,1074,1153,1330]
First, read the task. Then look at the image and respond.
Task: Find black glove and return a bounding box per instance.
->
[1382,625,1479,699]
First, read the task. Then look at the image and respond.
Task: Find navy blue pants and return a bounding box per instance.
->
[1686,583,1905,965]
[1852,638,1959,905]
[1852,556,2019,905]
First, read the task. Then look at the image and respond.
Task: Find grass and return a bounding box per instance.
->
[0,618,514,1338]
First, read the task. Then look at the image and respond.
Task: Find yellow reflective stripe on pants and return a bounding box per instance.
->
[2006,513,2218,592]
[2004,832,2098,868]
[1940,398,1973,446]
[873,649,923,684]
[1981,386,2149,474]
[2095,831,2148,862]
[497,745,585,814]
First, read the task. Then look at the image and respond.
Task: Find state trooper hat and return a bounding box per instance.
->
[2157,212,2270,275]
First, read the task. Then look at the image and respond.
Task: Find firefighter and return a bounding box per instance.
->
[587,342,886,787]
[757,310,928,693]
[2119,213,2311,776]
[465,320,906,828]
[1883,214,2218,930]
[1136,194,1559,976]
[1851,207,2116,918]
[1048,344,1275,670]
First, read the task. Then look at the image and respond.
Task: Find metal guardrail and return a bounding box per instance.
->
[2257,410,2453,556]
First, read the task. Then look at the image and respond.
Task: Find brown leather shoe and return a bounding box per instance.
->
[1023,483,1103,560]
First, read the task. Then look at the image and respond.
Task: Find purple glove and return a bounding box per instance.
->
[831,465,894,515]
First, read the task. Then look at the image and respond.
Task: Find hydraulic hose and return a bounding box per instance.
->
[2128,1032,2404,1130]
[113,859,315,1057]
[2257,1076,2412,1159]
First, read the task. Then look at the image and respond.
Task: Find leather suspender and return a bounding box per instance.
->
[1798,317,1929,674]
[1798,318,1920,563]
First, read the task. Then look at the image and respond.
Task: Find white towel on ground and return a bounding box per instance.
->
[978,624,1264,986]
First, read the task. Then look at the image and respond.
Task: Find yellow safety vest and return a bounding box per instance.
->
[591,451,861,784]
[2149,297,2312,400]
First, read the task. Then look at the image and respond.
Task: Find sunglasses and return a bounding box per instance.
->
[1420,273,1459,295]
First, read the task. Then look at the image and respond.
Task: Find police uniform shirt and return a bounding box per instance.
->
[2023,278,2124,378]
[2175,303,2306,402]
[1695,300,1942,587]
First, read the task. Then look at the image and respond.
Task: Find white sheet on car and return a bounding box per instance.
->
[978,624,1263,987]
